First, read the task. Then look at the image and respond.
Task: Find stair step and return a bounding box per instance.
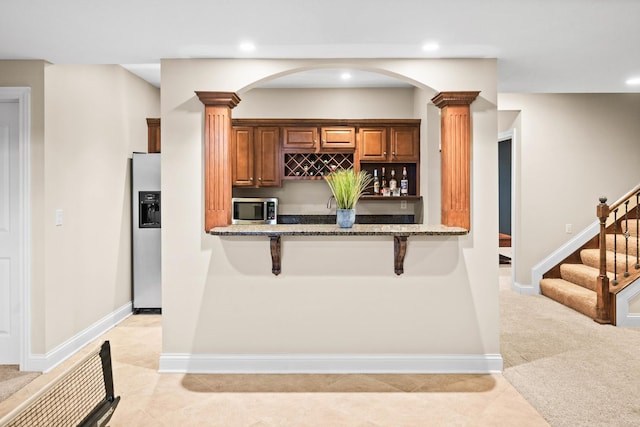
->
[620,219,640,235]
[606,233,640,257]
[580,248,639,275]
[540,278,597,319]
[559,263,611,292]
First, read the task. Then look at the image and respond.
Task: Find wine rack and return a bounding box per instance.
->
[284,153,354,179]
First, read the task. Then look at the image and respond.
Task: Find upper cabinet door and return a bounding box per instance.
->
[232,127,254,186]
[320,127,355,150]
[283,127,318,151]
[390,127,419,162]
[146,118,161,153]
[358,127,387,161]
[255,127,281,187]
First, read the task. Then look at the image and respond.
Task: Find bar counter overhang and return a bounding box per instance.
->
[210,223,468,276]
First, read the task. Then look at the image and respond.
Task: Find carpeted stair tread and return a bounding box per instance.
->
[621,220,640,235]
[559,263,611,292]
[605,233,639,257]
[580,248,637,274]
[540,278,597,319]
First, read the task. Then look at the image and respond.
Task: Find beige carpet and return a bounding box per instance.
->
[500,265,640,426]
[0,366,39,403]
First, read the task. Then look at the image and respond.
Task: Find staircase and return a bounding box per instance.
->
[539,194,640,325]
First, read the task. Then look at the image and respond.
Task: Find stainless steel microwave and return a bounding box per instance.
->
[232,198,278,225]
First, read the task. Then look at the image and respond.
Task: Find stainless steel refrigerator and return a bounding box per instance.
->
[132,152,161,313]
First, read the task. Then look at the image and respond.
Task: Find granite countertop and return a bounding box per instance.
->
[277,214,415,225]
[209,223,468,236]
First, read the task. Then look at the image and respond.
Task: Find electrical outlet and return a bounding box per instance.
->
[400,200,407,209]
[565,223,572,234]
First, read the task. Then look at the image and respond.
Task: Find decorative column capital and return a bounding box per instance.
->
[431,91,480,108]
[196,91,241,108]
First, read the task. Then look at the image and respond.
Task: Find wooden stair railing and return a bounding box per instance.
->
[596,184,640,324]
[596,198,611,323]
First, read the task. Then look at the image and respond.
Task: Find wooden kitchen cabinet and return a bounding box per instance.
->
[146,118,161,153]
[320,127,356,150]
[283,127,318,151]
[232,126,281,187]
[390,126,419,162]
[358,127,387,161]
[283,126,356,152]
[232,127,254,186]
[232,118,419,189]
[358,125,419,162]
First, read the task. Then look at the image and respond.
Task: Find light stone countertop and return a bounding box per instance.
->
[209,223,468,236]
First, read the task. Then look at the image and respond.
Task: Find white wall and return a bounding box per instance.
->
[160,58,500,369]
[499,94,640,288]
[1,62,160,363]
[234,87,418,119]
[41,65,159,352]
[631,293,640,313]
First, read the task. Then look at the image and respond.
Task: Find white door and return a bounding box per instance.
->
[0,100,20,364]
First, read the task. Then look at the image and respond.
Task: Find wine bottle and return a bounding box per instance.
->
[373,169,380,195]
[389,169,397,192]
[381,167,387,191]
[400,166,409,196]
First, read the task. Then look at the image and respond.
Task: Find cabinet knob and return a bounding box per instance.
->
[392,151,396,156]
[250,177,253,181]
[258,177,262,181]
[383,151,387,156]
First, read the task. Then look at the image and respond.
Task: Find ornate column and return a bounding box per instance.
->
[196,91,241,230]
[431,91,479,230]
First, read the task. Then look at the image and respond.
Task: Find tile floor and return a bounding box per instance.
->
[0,314,549,426]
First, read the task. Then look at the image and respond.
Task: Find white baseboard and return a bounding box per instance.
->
[24,302,132,373]
[616,279,640,327]
[159,353,504,374]
[512,281,538,295]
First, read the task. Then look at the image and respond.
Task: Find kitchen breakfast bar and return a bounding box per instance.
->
[210,223,468,276]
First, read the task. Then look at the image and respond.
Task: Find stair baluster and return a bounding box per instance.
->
[596,197,612,324]
[624,201,630,277]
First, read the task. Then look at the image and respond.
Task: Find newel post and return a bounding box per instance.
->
[596,197,612,324]
[196,91,241,231]
[431,91,480,230]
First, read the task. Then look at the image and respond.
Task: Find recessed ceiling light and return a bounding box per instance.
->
[422,42,440,52]
[626,76,640,86]
[341,72,352,80]
[239,41,256,52]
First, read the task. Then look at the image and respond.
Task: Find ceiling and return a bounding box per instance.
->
[1,0,639,92]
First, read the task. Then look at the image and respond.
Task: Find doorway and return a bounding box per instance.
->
[498,133,513,265]
[0,88,30,368]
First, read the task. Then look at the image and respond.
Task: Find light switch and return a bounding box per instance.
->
[55,209,63,226]
[400,201,407,210]
[565,223,572,234]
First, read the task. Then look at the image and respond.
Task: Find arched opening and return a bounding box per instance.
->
[237,64,432,93]
[228,65,434,226]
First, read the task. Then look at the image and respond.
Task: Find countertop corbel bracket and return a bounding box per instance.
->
[269,235,281,276]
[210,224,468,276]
[394,235,408,275]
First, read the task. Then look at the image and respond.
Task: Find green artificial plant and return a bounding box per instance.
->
[324,168,373,210]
